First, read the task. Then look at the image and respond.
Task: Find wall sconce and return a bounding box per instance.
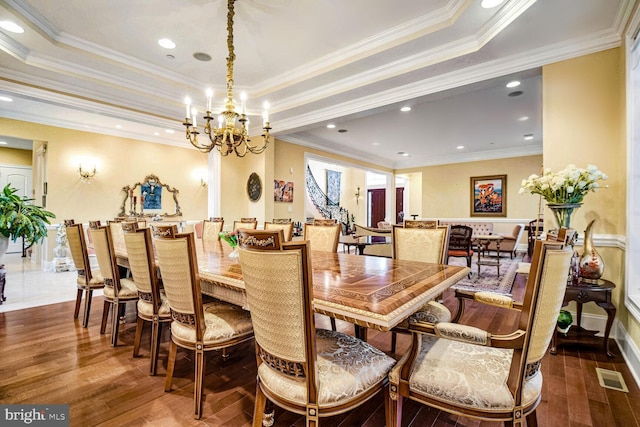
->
[200,178,208,188]
[78,164,96,183]
[355,187,361,205]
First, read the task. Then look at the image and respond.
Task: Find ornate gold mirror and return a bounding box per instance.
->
[118,174,181,217]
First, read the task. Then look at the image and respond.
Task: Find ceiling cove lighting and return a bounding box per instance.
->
[0,21,24,33]
[182,0,271,156]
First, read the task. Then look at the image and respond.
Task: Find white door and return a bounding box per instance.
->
[0,165,33,254]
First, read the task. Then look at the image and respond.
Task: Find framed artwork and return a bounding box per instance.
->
[274,179,294,202]
[470,174,507,217]
[326,170,341,206]
[247,172,262,202]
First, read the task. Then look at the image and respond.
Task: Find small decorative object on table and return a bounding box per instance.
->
[520,164,607,230]
[219,231,239,259]
[579,219,604,283]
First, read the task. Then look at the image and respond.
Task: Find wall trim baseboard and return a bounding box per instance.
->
[615,321,640,389]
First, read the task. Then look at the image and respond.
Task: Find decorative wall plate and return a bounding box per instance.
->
[247,172,262,202]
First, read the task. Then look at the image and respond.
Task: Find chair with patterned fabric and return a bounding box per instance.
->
[388,239,572,427]
[202,218,224,243]
[122,224,171,375]
[303,223,340,253]
[91,224,139,346]
[403,219,439,229]
[66,223,104,328]
[233,219,258,231]
[390,224,452,353]
[312,218,337,226]
[236,229,396,427]
[153,227,254,419]
[264,221,294,242]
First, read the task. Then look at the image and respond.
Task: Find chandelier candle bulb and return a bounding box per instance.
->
[191,108,197,127]
[241,92,247,114]
[185,97,191,119]
[206,88,213,112]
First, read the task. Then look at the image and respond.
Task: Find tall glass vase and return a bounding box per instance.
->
[547,203,582,229]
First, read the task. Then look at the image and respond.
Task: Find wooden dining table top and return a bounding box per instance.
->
[114,238,469,332]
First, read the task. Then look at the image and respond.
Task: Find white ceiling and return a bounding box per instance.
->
[0,0,635,167]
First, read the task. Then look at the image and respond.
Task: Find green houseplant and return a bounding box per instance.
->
[0,184,55,250]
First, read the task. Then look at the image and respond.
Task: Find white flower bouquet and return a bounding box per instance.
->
[519,164,607,204]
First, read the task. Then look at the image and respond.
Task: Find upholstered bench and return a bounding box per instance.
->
[439,221,493,238]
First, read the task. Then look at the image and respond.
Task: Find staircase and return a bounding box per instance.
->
[306,166,353,232]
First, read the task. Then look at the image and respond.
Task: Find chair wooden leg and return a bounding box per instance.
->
[383,383,392,427]
[392,394,404,427]
[111,302,120,346]
[263,401,275,427]
[150,321,162,376]
[525,410,538,427]
[253,382,268,427]
[391,331,397,353]
[74,288,83,319]
[82,289,94,328]
[194,346,206,419]
[330,317,337,331]
[452,297,466,323]
[133,316,144,357]
[165,340,177,392]
[100,300,110,333]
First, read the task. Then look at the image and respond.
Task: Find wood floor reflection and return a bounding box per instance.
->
[0,273,638,426]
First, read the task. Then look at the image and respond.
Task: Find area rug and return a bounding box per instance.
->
[449,256,520,294]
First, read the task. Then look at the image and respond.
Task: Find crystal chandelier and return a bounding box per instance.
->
[182,0,271,156]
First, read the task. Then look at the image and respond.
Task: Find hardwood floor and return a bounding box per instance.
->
[1,273,639,426]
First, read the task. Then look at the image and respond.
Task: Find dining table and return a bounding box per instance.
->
[113,238,469,339]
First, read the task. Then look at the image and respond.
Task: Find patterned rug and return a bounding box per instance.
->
[449,255,520,294]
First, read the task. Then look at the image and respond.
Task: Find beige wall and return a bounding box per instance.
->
[543,48,635,345]
[397,155,543,222]
[0,118,208,224]
[0,147,33,166]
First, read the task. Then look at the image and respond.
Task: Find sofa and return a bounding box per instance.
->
[438,221,493,238]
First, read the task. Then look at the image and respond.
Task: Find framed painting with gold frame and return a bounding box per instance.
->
[470,174,507,217]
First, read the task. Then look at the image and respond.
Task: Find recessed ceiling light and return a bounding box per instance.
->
[400,106,412,112]
[518,116,529,121]
[327,124,336,129]
[158,38,176,49]
[0,21,24,33]
[456,145,464,150]
[0,141,7,145]
[115,124,122,129]
[524,134,534,140]
[0,96,12,102]
[153,132,160,136]
[372,142,380,146]
[338,129,347,133]
[481,0,505,8]
[397,151,410,157]
[166,54,175,60]
[506,80,521,88]
[508,91,523,97]
[193,52,212,61]
[165,129,175,134]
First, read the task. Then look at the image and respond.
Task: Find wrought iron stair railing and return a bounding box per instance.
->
[305,166,352,232]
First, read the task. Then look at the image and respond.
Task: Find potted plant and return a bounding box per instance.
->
[0,184,55,254]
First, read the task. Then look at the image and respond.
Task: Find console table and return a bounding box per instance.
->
[550,278,616,357]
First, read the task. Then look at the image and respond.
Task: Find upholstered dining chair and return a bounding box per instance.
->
[153,227,254,419]
[90,224,139,346]
[388,239,572,427]
[312,218,337,226]
[122,224,171,375]
[264,221,294,242]
[233,219,258,231]
[447,225,474,268]
[272,217,291,224]
[303,222,342,331]
[390,224,452,352]
[236,229,396,427]
[66,222,104,328]
[202,218,224,243]
[403,219,439,228]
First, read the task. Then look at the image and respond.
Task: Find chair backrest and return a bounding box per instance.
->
[237,230,317,400]
[392,224,450,264]
[202,219,224,242]
[154,229,206,340]
[272,218,291,224]
[233,220,258,231]
[377,221,392,229]
[313,218,337,226]
[448,225,473,252]
[512,239,571,400]
[181,224,195,234]
[303,223,340,252]
[63,219,75,226]
[528,218,543,237]
[66,223,94,282]
[150,224,179,239]
[108,221,129,254]
[122,226,161,312]
[209,217,224,222]
[91,225,123,293]
[264,221,294,242]
[404,219,439,229]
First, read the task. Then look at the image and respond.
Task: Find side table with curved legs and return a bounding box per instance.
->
[550,278,616,357]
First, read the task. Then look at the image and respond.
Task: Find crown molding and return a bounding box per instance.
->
[0,31,29,61]
[394,145,543,169]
